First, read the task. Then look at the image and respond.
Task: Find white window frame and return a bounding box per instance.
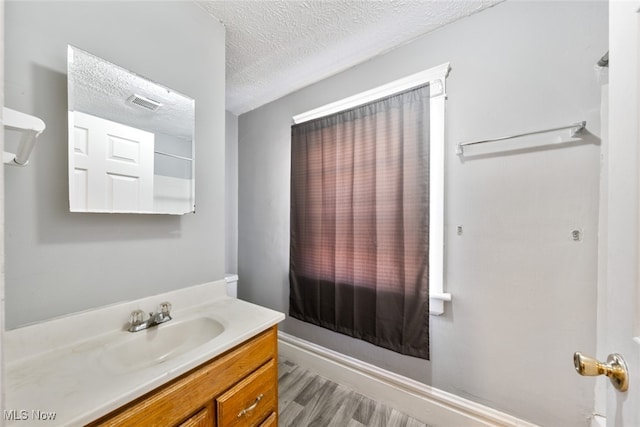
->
[292,62,452,316]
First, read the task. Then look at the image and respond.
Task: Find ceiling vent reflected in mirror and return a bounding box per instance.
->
[127,94,163,111]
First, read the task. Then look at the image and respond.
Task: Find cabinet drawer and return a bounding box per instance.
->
[216,359,277,427]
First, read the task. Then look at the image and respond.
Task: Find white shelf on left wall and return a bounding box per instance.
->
[3,107,46,166]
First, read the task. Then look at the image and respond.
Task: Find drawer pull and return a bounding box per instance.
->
[237,394,264,418]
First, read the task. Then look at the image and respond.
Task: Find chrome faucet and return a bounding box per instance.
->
[128,302,173,332]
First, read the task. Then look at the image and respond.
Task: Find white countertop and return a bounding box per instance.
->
[4,280,285,426]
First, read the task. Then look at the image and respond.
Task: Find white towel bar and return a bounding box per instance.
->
[456,121,586,155]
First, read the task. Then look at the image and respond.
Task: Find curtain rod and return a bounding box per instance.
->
[292,62,450,125]
[456,121,587,155]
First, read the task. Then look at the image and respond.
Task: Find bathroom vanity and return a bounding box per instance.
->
[3,281,284,426]
[90,326,278,426]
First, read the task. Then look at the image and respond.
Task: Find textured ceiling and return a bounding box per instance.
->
[198,0,503,115]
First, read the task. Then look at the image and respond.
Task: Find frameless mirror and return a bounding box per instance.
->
[67,46,195,214]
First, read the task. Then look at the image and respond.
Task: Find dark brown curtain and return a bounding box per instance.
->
[289,85,430,359]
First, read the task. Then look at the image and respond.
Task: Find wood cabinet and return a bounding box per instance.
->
[88,326,278,427]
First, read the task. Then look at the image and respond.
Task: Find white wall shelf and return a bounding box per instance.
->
[3,107,46,166]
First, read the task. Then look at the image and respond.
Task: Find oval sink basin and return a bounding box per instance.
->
[101,317,225,373]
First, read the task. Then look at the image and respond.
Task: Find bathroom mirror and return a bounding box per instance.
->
[67,46,195,214]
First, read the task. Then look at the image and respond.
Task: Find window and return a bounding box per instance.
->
[289,64,449,359]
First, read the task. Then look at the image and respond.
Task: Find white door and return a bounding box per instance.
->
[70,111,154,212]
[598,1,640,425]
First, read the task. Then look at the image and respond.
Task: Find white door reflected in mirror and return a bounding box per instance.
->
[70,112,154,212]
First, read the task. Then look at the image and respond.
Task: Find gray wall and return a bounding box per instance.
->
[4,1,226,328]
[225,111,238,275]
[237,2,606,426]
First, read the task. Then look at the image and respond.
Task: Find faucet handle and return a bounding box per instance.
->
[129,309,147,326]
[158,301,172,316]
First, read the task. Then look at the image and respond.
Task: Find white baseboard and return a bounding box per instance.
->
[278,331,539,427]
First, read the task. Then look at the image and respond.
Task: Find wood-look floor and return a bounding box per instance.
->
[278,357,430,427]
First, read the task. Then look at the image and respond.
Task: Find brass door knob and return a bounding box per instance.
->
[573,352,629,392]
